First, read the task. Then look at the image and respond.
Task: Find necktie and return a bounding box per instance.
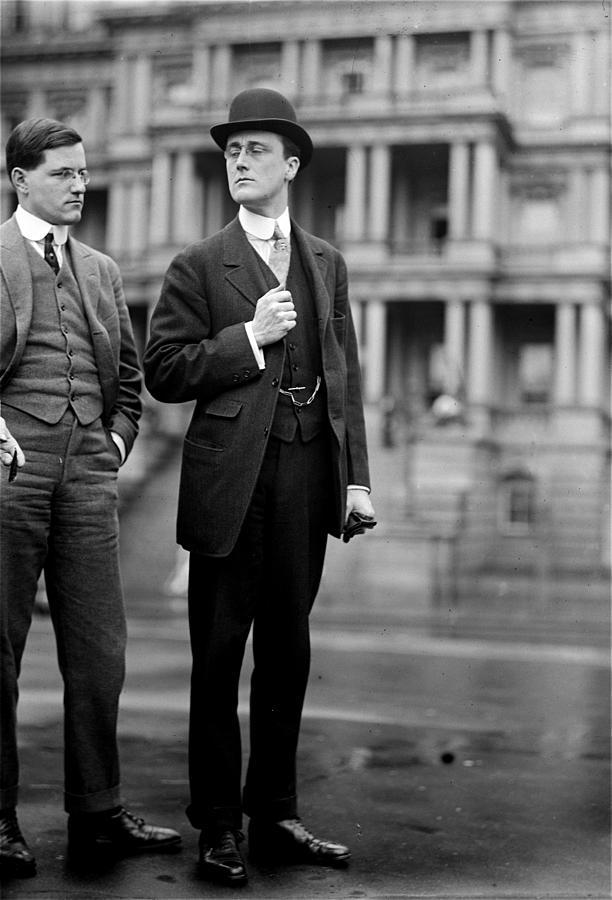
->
[268,222,290,286]
[43,232,60,275]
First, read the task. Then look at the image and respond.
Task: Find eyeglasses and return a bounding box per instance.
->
[50,168,91,186]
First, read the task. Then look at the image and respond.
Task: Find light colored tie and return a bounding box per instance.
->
[268,222,290,286]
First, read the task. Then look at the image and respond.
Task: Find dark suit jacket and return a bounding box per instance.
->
[144,216,370,557]
[0,215,142,455]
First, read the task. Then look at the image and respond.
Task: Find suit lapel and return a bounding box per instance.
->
[68,236,102,325]
[223,218,271,308]
[290,221,330,337]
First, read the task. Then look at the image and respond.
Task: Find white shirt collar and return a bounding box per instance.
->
[239,206,291,240]
[15,205,69,246]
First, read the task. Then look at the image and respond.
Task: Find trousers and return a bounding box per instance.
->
[186,431,332,832]
[0,406,126,813]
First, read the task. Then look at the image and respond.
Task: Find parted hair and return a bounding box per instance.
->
[6,118,83,180]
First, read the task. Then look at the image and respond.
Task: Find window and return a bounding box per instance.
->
[498,471,537,535]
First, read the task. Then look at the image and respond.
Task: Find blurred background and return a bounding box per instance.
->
[1,3,610,897]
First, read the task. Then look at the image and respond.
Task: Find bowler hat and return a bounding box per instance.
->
[210,88,313,168]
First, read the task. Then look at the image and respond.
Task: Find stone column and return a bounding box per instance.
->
[204,176,225,237]
[369,144,391,243]
[470,30,489,86]
[88,86,107,145]
[129,180,149,256]
[578,303,605,407]
[193,45,211,105]
[211,45,232,105]
[569,167,588,242]
[554,302,577,405]
[344,145,368,240]
[394,34,415,96]
[448,141,470,240]
[132,55,152,133]
[282,40,300,97]
[467,299,493,406]
[364,299,387,403]
[172,151,198,245]
[444,299,466,396]
[589,166,610,244]
[491,29,511,98]
[106,181,127,258]
[570,33,591,116]
[149,151,173,246]
[301,40,321,99]
[391,165,410,247]
[113,57,132,133]
[373,35,393,96]
[472,141,497,241]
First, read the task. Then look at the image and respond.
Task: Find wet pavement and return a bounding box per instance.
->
[2,442,610,899]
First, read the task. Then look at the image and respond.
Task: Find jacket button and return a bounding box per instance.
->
[232,374,240,382]
[264,426,269,436]
[271,378,279,387]
[243,369,251,378]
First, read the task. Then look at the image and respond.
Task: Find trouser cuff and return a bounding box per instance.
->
[243,792,298,822]
[64,785,122,815]
[186,803,243,833]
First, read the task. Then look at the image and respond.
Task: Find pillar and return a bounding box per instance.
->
[128,180,149,256]
[491,29,511,97]
[172,151,198,245]
[211,45,231,105]
[193,45,211,105]
[106,181,127,258]
[444,299,466,396]
[344,145,367,240]
[448,142,470,240]
[88,86,107,145]
[132,56,152,133]
[467,299,493,405]
[570,33,591,116]
[282,40,300,96]
[554,302,577,405]
[369,145,391,242]
[470,30,489,86]
[589,166,610,244]
[578,303,605,407]
[364,299,387,403]
[569,167,588,242]
[301,40,321,99]
[113,57,132,133]
[149,151,172,246]
[373,35,393,95]
[394,34,415,96]
[472,141,497,240]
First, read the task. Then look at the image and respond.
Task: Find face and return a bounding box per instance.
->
[225,130,299,218]
[11,143,87,225]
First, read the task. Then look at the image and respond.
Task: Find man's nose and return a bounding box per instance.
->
[235,147,249,167]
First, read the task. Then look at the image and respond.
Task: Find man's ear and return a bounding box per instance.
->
[285,156,300,184]
[11,168,28,195]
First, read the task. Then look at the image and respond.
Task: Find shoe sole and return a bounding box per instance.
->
[199,862,248,887]
[249,847,350,868]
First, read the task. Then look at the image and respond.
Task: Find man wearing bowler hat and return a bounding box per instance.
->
[144,88,375,886]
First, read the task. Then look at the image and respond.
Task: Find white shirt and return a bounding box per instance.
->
[239,206,292,370]
[15,205,68,268]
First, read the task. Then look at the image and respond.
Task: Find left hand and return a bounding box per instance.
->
[345,487,375,523]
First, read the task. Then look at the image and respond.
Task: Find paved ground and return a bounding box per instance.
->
[2,440,610,900]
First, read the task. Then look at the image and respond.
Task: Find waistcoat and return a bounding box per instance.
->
[257,242,326,443]
[2,243,104,425]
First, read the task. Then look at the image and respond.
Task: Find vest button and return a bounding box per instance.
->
[57,282,63,289]
[289,343,296,351]
[271,378,279,387]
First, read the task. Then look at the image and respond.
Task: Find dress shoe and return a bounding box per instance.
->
[198,829,247,886]
[67,807,181,858]
[0,810,36,878]
[248,817,350,867]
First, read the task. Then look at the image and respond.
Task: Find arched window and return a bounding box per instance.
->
[498,469,537,535]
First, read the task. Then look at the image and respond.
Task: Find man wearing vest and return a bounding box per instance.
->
[144,89,376,887]
[0,118,181,879]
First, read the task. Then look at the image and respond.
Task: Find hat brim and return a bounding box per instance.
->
[210,117,313,169]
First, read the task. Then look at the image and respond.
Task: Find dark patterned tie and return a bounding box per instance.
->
[43,232,59,275]
[268,222,290,286]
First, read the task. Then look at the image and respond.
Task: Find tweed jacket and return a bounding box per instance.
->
[144,216,370,557]
[0,214,142,455]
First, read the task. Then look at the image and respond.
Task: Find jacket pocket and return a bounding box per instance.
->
[184,397,244,451]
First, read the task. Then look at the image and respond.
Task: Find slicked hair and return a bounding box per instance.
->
[6,118,83,181]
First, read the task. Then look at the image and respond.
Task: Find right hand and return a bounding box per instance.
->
[0,416,25,468]
[251,284,297,347]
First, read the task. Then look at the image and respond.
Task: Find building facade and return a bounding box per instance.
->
[1,0,610,611]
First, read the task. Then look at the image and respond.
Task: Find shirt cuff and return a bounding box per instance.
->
[348,485,370,493]
[110,432,126,465]
[245,322,265,370]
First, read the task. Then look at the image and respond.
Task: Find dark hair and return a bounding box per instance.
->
[280,135,301,163]
[6,118,83,179]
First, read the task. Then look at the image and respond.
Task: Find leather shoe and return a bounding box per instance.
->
[67,807,181,858]
[198,829,247,886]
[248,817,350,867]
[0,810,36,878]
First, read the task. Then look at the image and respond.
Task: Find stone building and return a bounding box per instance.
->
[1,0,610,615]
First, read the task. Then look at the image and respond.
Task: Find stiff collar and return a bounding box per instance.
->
[15,205,69,246]
[239,206,291,240]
